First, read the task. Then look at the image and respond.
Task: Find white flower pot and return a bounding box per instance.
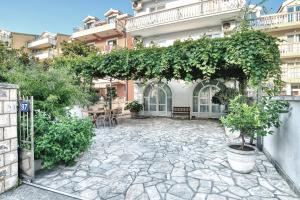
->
[227,144,256,174]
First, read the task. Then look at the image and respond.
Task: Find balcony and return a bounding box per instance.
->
[126,0,245,37]
[72,23,123,41]
[251,12,300,32]
[28,36,57,49]
[32,50,55,60]
[282,65,300,83]
[279,42,300,58]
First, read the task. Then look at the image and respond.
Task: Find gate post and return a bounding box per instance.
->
[0,83,18,194]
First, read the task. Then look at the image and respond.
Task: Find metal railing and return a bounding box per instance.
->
[279,42,300,55]
[127,0,245,31]
[251,11,300,29]
[282,65,300,82]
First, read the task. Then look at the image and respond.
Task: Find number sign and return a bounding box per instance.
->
[20,101,30,112]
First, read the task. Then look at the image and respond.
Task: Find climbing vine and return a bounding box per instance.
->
[55,30,281,89]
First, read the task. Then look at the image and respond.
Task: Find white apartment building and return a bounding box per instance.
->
[127,0,245,118]
[251,0,300,96]
[27,32,70,60]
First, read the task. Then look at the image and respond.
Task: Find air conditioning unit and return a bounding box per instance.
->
[132,1,143,11]
[222,21,237,33]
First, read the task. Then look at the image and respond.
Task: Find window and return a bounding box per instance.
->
[296,6,300,11]
[286,34,300,42]
[143,83,172,113]
[288,6,295,13]
[107,39,117,47]
[108,16,117,24]
[287,35,295,42]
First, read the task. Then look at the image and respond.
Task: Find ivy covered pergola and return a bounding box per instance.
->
[56,30,281,91]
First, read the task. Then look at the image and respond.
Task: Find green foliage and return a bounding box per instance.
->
[0,42,92,117]
[125,100,143,112]
[212,87,240,105]
[34,112,94,169]
[221,95,289,149]
[57,30,281,92]
[61,40,98,57]
[5,65,90,117]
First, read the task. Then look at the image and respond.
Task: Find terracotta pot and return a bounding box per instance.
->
[227,144,256,174]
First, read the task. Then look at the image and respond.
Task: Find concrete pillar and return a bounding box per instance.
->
[286,83,292,96]
[0,83,18,194]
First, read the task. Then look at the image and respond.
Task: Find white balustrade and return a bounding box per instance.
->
[251,12,300,29]
[127,0,245,31]
[279,42,300,55]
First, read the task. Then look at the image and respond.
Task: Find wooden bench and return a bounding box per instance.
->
[172,107,191,119]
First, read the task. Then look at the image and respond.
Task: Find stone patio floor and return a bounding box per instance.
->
[33,118,299,200]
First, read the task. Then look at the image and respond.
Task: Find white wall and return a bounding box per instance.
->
[264,96,300,192]
[135,0,201,16]
[143,25,222,47]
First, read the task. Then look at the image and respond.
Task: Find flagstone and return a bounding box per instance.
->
[31,118,298,200]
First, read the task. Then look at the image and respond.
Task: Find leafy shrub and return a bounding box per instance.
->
[221,95,288,150]
[124,101,143,112]
[35,112,94,169]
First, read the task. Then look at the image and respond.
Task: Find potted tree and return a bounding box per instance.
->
[124,100,143,118]
[221,95,287,173]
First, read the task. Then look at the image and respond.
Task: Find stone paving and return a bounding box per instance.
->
[0,184,76,200]
[33,118,299,200]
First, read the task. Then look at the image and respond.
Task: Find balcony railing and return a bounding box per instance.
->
[251,11,300,30]
[28,36,56,49]
[127,0,245,31]
[279,42,300,56]
[33,50,55,60]
[282,66,300,83]
[72,22,123,39]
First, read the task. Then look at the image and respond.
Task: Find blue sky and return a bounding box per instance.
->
[0,0,284,35]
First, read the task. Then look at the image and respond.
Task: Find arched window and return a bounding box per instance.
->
[144,83,172,114]
[193,80,225,116]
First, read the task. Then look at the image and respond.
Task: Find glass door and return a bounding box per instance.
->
[149,88,167,113]
[199,86,221,117]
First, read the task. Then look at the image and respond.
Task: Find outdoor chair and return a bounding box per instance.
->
[111,109,119,126]
[102,109,113,127]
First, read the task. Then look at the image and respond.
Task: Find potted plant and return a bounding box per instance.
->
[124,100,143,118]
[221,95,287,173]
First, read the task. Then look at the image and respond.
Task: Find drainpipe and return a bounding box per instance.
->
[256,85,263,151]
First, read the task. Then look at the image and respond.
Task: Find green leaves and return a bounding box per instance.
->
[34,112,94,169]
[58,30,281,92]
[124,100,143,112]
[221,95,289,146]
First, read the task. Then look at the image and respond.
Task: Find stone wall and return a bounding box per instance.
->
[264,96,300,195]
[0,83,18,193]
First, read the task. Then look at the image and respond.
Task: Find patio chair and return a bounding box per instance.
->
[96,113,105,128]
[111,109,119,126]
[102,109,113,127]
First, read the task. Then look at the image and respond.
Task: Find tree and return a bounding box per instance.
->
[61,40,98,57]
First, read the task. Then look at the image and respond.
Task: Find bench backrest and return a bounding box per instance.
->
[173,107,190,112]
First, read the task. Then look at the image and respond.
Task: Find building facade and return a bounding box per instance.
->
[72,9,135,103]
[27,32,70,60]
[251,0,300,96]
[0,29,37,52]
[127,0,245,118]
